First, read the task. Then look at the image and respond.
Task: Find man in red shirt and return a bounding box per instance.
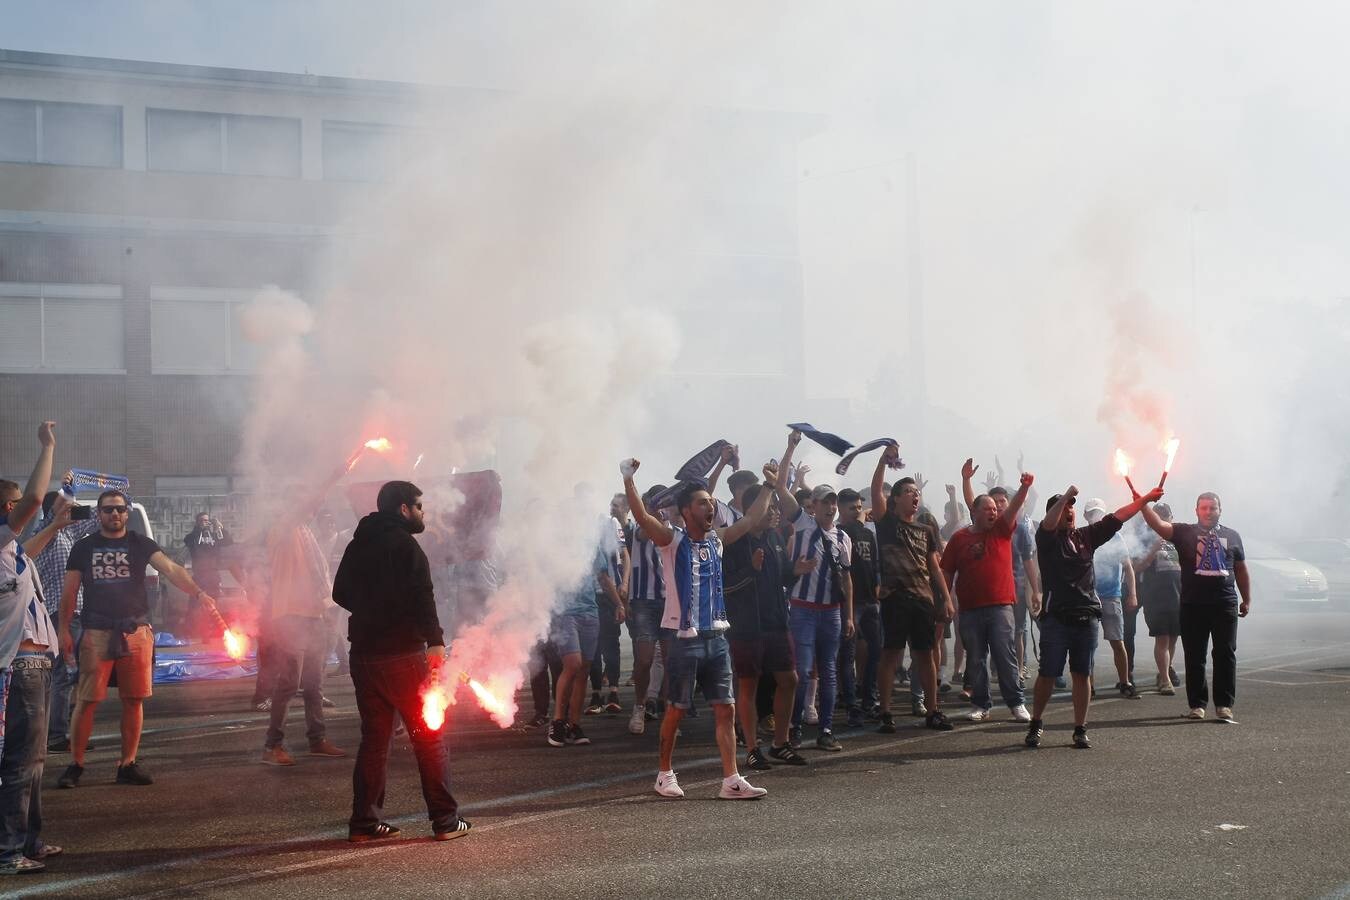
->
[940,464,1034,723]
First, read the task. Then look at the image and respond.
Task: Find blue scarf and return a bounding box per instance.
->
[673,530,727,637]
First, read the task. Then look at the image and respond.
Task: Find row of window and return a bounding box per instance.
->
[0,284,264,374]
[0,98,403,181]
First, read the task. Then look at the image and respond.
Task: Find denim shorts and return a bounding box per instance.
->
[1038,614,1099,677]
[550,613,600,660]
[667,633,735,709]
[1099,597,1125,641]
[626,597,664,645]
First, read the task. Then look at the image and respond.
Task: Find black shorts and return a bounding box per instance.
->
[881,595,937,653]
[1143,600,1181,637]
[729,631,796,677]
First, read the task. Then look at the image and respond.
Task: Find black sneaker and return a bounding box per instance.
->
[865,705,882,722]
[47,737,70,753]
[925,710,953,732]
[1119,682,1140,700]
[433,818,473,841]
[745,747,773,771]
[566,723,591,746]
[1072,726,1091,749]
[527,713,551,729]
[644,699,659,721]
[1024,718,1044,748]
[1169,667,1181,688]
[604,691,623,714]
[546,719,567,747]
[57,764,83,789]
[767,743,808,766]
[787,726,802,749]
[116,761,153,785]
[349,822,401,843]
[846,707,864,729]
[878,712,897,734]
[816,730,842,752]
[584,693,603,715]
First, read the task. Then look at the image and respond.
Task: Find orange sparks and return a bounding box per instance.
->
[466,678,511,719]
[364,437,393,452]
[223,628,248,661]
[1113,448,1133,477]
[422,684,449,731]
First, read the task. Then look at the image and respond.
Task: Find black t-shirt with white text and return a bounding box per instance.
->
[840,520,879,605]
[66,531,163,622]
[723,530,790,638]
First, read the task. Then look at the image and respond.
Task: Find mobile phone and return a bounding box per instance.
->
[70,505,92,520]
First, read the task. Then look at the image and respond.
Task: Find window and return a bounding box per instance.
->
[0,283,125,372]
[323,120,404,182]
[0,98,122,167]
[150,287,260,374]
[147,109,300,177]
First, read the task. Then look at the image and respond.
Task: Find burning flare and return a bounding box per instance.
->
[1114,448,1139,499]
[364,437,393,452]
[1158,437,1181,488]
[466,677,511,720]
[422,683,449,731]
[222,628,248,661]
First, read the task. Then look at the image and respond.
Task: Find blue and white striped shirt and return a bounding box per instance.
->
[787,510,853,605]
[658,528,728,636]
[630,534,665,602]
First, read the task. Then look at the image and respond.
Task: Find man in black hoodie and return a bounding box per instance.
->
[332,480,471,842]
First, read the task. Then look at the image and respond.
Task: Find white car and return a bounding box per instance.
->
[1243,540,1329,607]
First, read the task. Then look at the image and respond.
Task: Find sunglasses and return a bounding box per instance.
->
[100,505,129,515]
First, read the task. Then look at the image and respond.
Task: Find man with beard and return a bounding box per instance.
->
[1140,493,1250,722]
[622,460,771,800]
[332,480,470,842]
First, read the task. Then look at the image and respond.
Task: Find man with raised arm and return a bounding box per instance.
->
[1026,484,1163,749]
[1139,492,1249,722]
[622,459,772,800]
[871,446,956,733]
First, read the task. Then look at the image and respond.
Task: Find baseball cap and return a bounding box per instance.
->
[1045,493,1076,513]
[810,484,838,503]
[1084,498,1107,515]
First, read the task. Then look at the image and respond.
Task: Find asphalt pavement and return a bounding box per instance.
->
[9,609,1350,900]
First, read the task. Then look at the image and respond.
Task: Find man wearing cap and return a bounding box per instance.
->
[785,483,855,751]
[1026,485,1162,749]
[1081,498,1140,699]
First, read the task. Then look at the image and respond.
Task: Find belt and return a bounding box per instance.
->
[12,655,53,670]
[789,599,839,610]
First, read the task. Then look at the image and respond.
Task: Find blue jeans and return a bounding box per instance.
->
[790,605,841,731]
[957,605,1024,711]
[349,651,460,834]
[48,618,81,744]
[0,658,51,863]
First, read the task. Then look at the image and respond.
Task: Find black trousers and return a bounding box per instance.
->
[1179,604,1239,709]
[1123,602,1141,676]
[589,598,621,692]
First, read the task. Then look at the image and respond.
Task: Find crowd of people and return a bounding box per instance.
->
[0,420,1253,873]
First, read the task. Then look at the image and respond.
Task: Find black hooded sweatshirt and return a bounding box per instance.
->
[333,511,444,657]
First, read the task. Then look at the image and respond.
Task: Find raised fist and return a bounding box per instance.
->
[620,459,639,478]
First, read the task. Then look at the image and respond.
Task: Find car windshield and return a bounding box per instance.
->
[1292,541,1350,564]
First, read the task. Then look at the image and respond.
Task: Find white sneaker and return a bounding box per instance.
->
[654,771,685,799]
[718,774,767,800]
[1216,706,1236,722]
[968,707,991,722]
[803,705,819,726]
[1010,704,1032,723]
[1185,707,1206,720]
[628,705,646,735]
